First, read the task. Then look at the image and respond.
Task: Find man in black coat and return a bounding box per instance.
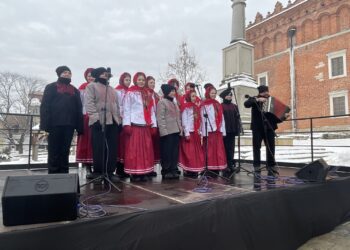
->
[40,66,83,174]
[220,87,241,177]
[244,85,280,176]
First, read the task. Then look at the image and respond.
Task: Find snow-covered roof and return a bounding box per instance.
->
[219,73,258,90]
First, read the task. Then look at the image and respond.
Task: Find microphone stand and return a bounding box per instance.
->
[81,74,121,192]
[195,85,230,186]
[228,87,248,177]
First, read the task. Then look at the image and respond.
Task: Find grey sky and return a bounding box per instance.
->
[0,0,289,88]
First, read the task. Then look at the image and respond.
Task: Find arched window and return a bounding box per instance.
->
[337,5,350,31]
[319,13,331,37]
[262,38,272,57]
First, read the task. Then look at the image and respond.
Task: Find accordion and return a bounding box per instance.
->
[263,96,291,122]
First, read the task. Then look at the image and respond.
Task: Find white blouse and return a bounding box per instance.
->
[200,104,226,136]
[123,91,157,128]
[115,88,127,118]
[182,107,200,137]
[79,89,87,115]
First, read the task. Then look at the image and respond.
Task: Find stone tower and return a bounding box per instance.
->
[221,0,258,123]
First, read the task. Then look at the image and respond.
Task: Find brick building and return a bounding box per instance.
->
[246,0,350,131]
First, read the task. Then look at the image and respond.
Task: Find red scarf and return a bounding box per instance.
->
[115,84,128,91]
[79,82,89,90]
[57,83,75,95]
[146,88,160,105]
[201,98,223,130]
[181,102,201,133]
[128,85,154,125]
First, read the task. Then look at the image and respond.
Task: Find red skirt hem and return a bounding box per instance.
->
[203,131,227,170]
[76,115,93,164]
[179,133,205,172]
[124,126,154,175]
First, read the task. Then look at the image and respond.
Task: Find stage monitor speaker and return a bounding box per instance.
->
[295,159,330,182]
[2,173,79,226]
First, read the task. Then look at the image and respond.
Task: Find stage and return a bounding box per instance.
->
[0,164,350,250]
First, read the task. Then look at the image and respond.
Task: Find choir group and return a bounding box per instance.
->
[40,66,241,182]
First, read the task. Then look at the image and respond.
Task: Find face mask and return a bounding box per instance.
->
[97,78,107,85]
[58,77,71,84]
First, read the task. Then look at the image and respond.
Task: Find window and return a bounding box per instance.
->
[327,50,347,79]
[257,72,268,86]
[329,90,349,116]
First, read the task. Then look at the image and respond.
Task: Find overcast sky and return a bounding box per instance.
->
[0,0,290,88]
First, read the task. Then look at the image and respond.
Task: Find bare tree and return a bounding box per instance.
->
[0,72,45,154]
[160,41,206,93]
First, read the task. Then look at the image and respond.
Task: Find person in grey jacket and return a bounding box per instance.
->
[156,84,182,179]
[85,67,121,182]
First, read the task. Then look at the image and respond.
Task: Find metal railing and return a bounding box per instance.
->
[0,112,349,169]
[240,113,350,168]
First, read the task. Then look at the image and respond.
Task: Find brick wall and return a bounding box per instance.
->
[246,0,350,130]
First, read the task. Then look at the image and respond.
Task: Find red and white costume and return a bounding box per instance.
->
[179,94,205,172]
[76,68,94,164]
[115,73,130,163]
[123,73,156,175]
[200,88,227,170]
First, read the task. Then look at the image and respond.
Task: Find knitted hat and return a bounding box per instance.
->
[219,88,233,99]
[161,84,176,96]
[91,67,108,79]
[257,85,269,93]
[56,66,71,77]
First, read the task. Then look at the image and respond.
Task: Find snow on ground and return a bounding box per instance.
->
[0,137,349,167]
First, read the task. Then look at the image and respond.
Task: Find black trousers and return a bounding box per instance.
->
[91,122,118,175]
[48,126,74,174]
[159,133,180,175]
[223,132,236,169]
[252,128,276,168]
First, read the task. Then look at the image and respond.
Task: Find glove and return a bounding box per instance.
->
[124,125,132,136]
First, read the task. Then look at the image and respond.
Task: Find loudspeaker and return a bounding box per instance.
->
[295,159,330,182]
[2,174,79,226]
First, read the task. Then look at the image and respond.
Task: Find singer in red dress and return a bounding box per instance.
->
[123,72,156,182]
[179,90,204,178]
[200,86,227,174]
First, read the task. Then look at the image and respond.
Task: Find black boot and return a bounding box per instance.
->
[116,162,130,178]
[222,167,234,178]
[267,166,279,177]
[254,165,261,175]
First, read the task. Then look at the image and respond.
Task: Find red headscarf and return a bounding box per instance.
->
[128,72,154,126]
[181,90,201,133]
[79,68,94,90]
[116,72,131,91]
[201,86,223,129]
[145,76,160,105]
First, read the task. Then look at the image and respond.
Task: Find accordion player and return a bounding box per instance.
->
[262,96,291,123]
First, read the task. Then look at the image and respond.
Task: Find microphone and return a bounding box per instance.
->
[245,94,252,98]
